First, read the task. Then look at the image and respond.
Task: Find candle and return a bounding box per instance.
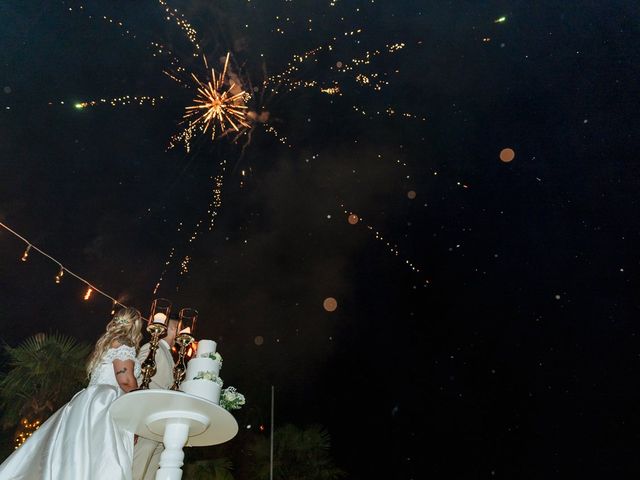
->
[153,312,167,324]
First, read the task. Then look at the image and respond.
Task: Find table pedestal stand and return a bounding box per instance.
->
[109,390,238,480]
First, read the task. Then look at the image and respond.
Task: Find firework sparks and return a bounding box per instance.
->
[352,105,427,121]
[340,204,429,286]
[185,53,251,137]
[158,0,200,51]
[170,53,251,151]
[62,1,429,294]
[73,95,163,109]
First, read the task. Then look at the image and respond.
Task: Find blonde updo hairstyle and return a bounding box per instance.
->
[86,307,144,377]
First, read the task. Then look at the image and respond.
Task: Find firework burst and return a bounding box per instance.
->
[170,53,251,151]
[62,2,427,293]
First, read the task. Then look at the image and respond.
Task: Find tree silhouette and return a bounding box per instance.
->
[183,456,235,480]
[0,332,91,430]
[245,423,345,480]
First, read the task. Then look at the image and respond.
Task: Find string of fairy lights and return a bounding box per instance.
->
[1,218,128,446]
[14,419,41,449]
[0,221,126,314]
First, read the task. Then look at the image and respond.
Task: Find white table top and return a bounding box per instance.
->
[109,389,238,447]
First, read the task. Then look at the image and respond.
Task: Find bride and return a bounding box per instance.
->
[0,307,144,479]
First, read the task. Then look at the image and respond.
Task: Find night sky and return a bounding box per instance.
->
[1,1,639,478]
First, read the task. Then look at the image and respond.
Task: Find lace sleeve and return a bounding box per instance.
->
[103,345,137,363]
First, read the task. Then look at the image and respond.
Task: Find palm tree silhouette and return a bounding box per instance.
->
[246,423,345,480]
[0,332,91,431]
[183,456,235,480]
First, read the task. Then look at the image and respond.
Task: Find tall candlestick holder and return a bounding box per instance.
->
[140,298,171,390]
[170,308,197,391]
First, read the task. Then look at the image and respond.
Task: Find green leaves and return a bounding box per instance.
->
[219,386,246,411]
[0,332,91,429]
[246,424,346,480]
[183,456,235,480]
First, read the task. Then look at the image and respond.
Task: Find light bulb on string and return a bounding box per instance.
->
[54,266,64,284]
[1,220,127,308]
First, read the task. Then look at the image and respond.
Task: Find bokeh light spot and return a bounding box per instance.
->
[254,335,264,346]
[323,297,338,312]
[407,190,417,199]
[499,148,515,162]
[348,214,359,224]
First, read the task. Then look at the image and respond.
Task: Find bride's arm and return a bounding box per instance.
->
[110,340,139,392]
[113,358,138,392]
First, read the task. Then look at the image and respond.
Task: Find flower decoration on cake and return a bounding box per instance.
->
[220,386,246,411]
[199,351,223,364]
[193,370,223,386]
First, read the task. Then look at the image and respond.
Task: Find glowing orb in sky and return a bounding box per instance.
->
[407,190,417,199]
[323,297,338,312]
[348,214,359,225]
[499,148,515,162]
[254,335,264,346]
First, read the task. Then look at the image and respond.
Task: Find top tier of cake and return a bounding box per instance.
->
[196,339,217,356]
[185,339,222,380]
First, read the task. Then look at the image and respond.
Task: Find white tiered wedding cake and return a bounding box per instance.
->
[180,339,223,404]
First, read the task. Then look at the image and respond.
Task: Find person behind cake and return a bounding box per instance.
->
[132,317,178,480]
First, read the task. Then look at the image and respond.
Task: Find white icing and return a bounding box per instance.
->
[180,340,223,404]
[196,339,217,356]
[180,380,221,404]
[185,357,221,380]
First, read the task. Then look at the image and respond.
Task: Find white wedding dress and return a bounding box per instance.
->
[0,345,141,480]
